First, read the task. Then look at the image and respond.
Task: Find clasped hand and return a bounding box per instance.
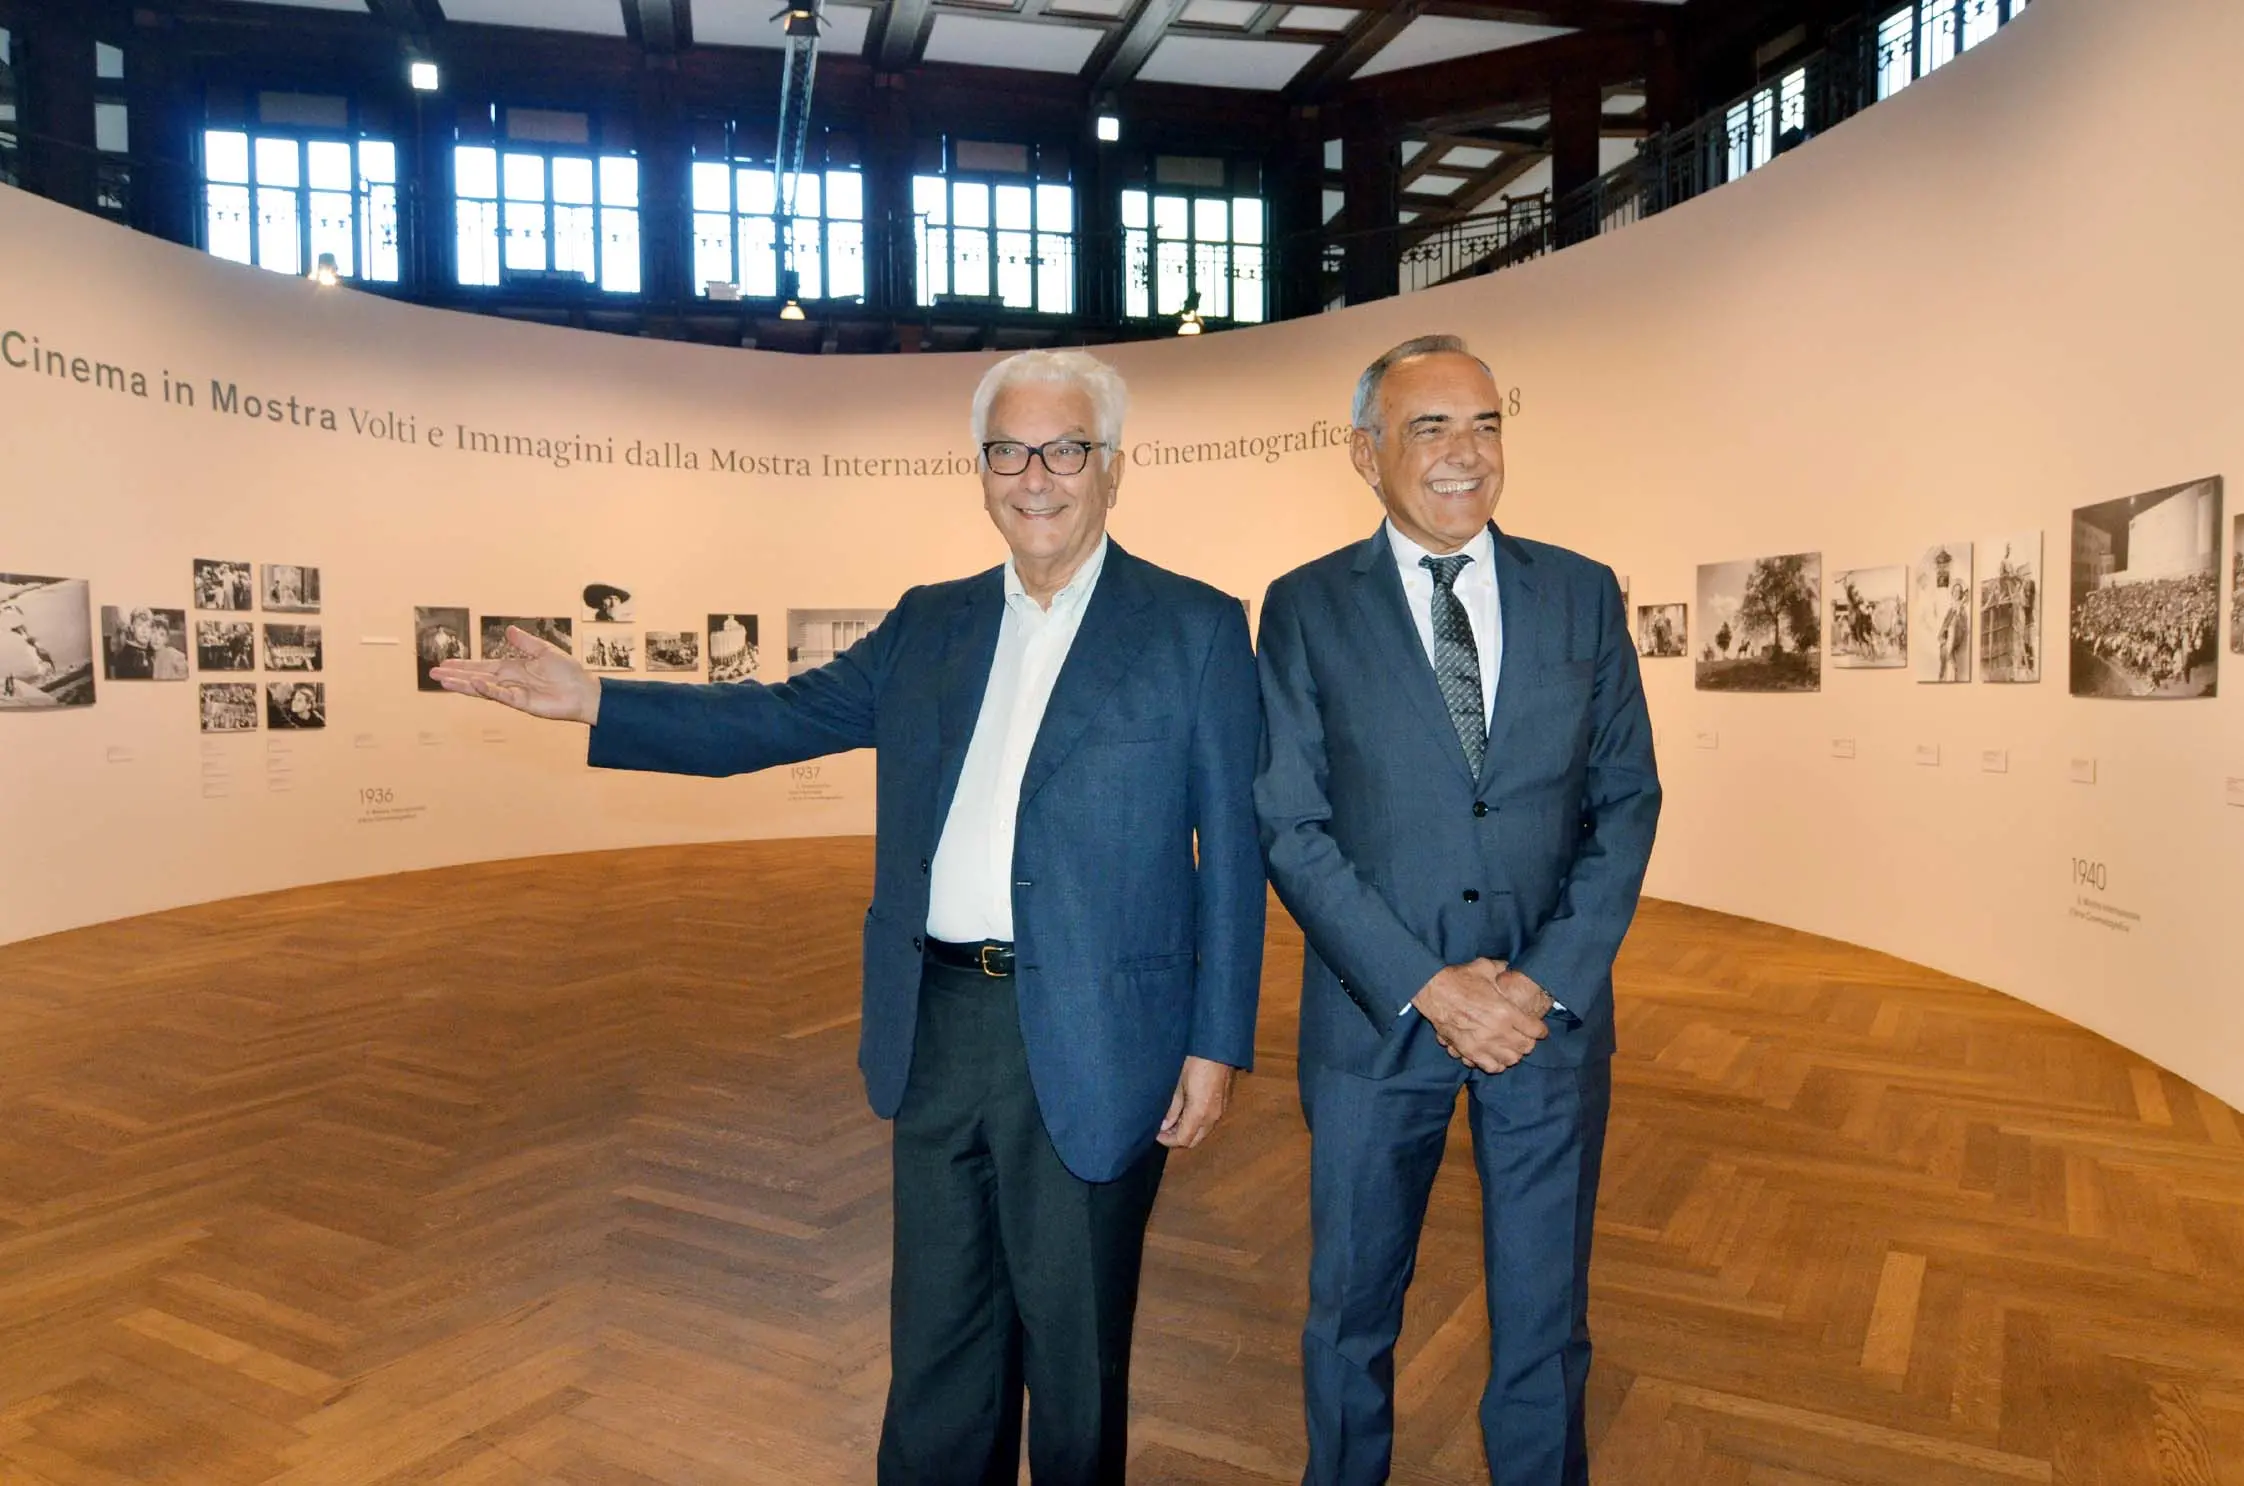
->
[1411,960,1552,1073]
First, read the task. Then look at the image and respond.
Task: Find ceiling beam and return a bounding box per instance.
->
[1398,146,1544,249]
[1283,1,1417,103]
[1343,25,1647,124]
[870,0,935,70]
[625,0,683,54]
[362,0,443,32]
[1087,0,1189,96]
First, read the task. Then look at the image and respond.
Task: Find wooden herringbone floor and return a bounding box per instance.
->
[2,839,2241,1485]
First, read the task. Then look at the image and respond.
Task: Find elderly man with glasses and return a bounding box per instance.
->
[432,349,1264,1486]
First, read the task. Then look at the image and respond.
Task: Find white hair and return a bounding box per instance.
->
[970,350,1129,450]
[1351,334,1497,436]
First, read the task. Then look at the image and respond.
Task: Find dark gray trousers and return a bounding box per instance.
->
[877,958,1168,1486]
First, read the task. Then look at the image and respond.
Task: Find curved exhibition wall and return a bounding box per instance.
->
[4,0,2238,1103]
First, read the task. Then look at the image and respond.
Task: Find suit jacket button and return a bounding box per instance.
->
[1472,801,1488,818]
[912,935,924,951]
[1462,890,1480,903]
[919,858,930,873]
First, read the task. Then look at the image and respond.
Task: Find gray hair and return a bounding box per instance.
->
[971,350,1129,449]
[1350,334,1496,435]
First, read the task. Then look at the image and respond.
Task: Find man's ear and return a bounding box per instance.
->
[1348,427,1381,489]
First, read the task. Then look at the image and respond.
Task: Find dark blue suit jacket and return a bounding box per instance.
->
[588,543,1266,1182]
[1255,523,1660,1078]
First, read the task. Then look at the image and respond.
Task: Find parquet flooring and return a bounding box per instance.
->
[2,838,2241,1485]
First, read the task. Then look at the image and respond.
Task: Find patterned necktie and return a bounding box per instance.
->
[1421,554,1487,774]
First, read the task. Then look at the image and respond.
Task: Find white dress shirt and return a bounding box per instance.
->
[925,536,1110,943]
[1386,519,1502,725]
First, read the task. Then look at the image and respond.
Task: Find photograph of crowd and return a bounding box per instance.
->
[266,680,326,730]
[415,606,470,692]
[583,583,635,624]
[100,605,189,681]
[263,624,324,672]
[193,559,254,611]
[1912,543,1972,683]
[262,564,321,613]
[583,631,637,671]
[1694,555,1821,692]
[481,616,574,659]
[1,574,96,709]
[707,615,759,683]
[1635,603,1687,659]
[1829,566,1908,669]
[1977,533,2042,683]
[196,619,257,672]
[2069,477,2223,699]
[646,630,701,672]
[789,609,889,679]
[199,681,259,732]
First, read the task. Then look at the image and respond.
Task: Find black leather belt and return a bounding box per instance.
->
[925,937,1016,978]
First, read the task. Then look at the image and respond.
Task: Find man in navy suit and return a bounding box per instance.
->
[432,350,1264,1485]
[1255,336,1660,1486]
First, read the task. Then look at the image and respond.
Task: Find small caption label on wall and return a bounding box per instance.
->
[418,731,446,748]
[360,636,401,647]
[105,745,135,765]
[1981,750,2009,774]
[1694,731,1719,751]
[2070,757,2098,785]
[1830,739,1856,760]
[200,780,231,800]
[2227,777,2244,808]
[354,732,379,749]
[480,727,508,744]
[1915,744,1942,768]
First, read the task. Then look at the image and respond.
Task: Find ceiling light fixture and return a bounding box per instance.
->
[778,267,807,321]
[408,59,440,92]
[1096,114,1121,143]
[1176,290,1204,336]
[311,252,340,287]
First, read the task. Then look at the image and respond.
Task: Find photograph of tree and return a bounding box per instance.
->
[1695,553,1821,692]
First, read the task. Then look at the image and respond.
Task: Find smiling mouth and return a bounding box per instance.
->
[1428,478,1482,496]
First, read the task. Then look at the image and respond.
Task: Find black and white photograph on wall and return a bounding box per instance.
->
[707,614,759,682]
[1636,603,1687,658]
[1977,533,2042,683]
[480,616,574,659]
[583,631,637,672]
[261,564,321,613]
[415,606,470,692]
[788,609,888,678]
[2070,476,2223,699]
[1,575,96,709]
[263,623,324,672]
[583,584,635,624]
[196,619,256,672]
[266,680,326,730]
[199,682,259,732]
[100,605,189,681]
[1829,566,1907,669]
[1694,555,1820,692]
[646,630,701,673]
[1912,543,1973,683]
[193,559,254,611]
[2231,516,2243,656]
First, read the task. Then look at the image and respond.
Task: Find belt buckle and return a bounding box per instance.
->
[979,944,1007,978]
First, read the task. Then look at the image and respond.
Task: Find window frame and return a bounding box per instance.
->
[912,139,1077,316]
[451,133,641,295]
[200,123,402,286]
[1119,184,1267,326]
[690,125,868,303]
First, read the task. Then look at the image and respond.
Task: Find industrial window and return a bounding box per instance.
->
[454,122,640,293]
[914,139,1075,315]
[203,129,400,283]
[1876,0,2031,101]
[692,128,865,301]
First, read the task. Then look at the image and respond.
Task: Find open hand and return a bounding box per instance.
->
[1158,1056,1237,1150]
[429,625,603,723]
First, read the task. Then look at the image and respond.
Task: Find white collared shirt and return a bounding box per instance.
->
[1386,519,1502,727]
[925,536,1110,943]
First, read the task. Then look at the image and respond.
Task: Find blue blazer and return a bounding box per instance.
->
[588,543,1266,1182]
[1255,522,1660,1079]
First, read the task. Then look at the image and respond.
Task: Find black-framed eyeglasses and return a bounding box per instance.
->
[981,439,1108,477]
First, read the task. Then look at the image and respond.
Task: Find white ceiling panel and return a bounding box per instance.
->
[1277,4,1357,31]
[921,13,1103,72]
[1604,91,1648,114]
[1601,136,1639,173]
[1136,34,1322,89]
[229,0,369,11]
[1500,156,1551,198]
[1406,173,1465,196]
[1441,144,1499,170]
[1180,0,1262,26]
[1353,16,1574,79]
[694,0,873,52]
[1400,140,1425,162]
[1046,0,1131,15]
[439,0,626,36]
